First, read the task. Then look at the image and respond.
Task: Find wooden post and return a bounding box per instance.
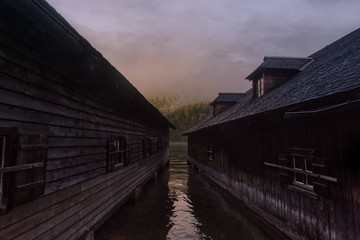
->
[134,186,142,203]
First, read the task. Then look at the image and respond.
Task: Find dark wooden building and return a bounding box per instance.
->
[184,29,360,240]
[0,0,174,239]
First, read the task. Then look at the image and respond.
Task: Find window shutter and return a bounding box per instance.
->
[278,153,291,184]
[11,134,47,206]
[107,137,116,172]
[313,157,330,198]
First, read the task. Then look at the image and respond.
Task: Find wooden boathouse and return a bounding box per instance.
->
[0,0,174,239]
[184,29,360,240]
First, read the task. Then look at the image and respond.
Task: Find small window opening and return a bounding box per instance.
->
[207,145,215,161]
[292,155,314,189]
[157,139,163,153]
[143,138,152,158]
[256,77,264,98]
[107,136,129,171]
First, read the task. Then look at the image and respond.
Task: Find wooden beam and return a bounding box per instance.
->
[0,162,43,173]
[264,162,338,182]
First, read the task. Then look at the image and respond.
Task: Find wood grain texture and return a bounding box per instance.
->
[0,1,171,240]
[188,111,360,240]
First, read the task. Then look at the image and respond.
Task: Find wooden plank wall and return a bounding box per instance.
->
[0,2,171,239]
[188,112,360,240]
[0,21,169,195]
[0,149,169,240]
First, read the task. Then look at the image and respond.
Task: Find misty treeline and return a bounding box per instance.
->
[149,96,212,142]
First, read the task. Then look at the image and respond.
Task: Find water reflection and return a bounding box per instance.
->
[94,159,172,240]
[95,143,276,240]
[166,143,206,239]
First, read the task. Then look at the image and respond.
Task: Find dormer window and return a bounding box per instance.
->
[210,93,245,116]
[246,57,312,98]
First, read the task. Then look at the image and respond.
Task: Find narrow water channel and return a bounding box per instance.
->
[95,143,276,240]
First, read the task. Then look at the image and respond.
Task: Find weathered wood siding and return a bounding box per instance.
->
[188,110,360,240]
[0,150,169,239]
[0,47,169,194]
[0,0,169,194]
[263,70,296,94]
[213,103,233,116]
[0,1,171,239]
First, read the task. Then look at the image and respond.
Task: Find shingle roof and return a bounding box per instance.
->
[184,28,360,135]
[245,56,312,80]
[210,93,246,105]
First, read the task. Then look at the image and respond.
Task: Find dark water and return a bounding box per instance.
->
[95,143,276,240]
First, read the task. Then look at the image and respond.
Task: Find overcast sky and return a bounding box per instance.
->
[47,0,360,102]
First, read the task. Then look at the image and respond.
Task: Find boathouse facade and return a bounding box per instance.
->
[0,0,174,239]
[184,29,360,240]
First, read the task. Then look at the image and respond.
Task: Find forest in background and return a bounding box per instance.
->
[148,96,212,142]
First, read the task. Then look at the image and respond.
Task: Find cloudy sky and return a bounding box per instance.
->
[47,0,360,102]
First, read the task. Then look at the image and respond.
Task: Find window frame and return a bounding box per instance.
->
[107,136,129,171]
[288,148,317,197]
[292,155,314,190]
[265,148,336,199]
[143,138,152,158]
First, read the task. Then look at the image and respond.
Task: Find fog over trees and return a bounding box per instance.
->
[149,96,212,142]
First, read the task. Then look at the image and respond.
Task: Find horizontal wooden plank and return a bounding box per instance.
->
[0,68,147,132]
[0,160,139,231]
[15,170,139,240]
[0,53,147,130]
[0,103,165,141]
[0,162,43,173]
[0,119,165,148]
[5,156,161,239]
[264,162,338,182]
[15,180,44,192]
[47,166,157,240]
[20,144,48,150]
[46,161,105,182]
[0,103,134,136]
[0,161,138,232]
[47,137,107,148]
[45,168,106,194]
[0,86,141,134]
[60,162,161,240]
[47,153,106,171]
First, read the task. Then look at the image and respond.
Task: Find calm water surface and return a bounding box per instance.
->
[95,143,276,240]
